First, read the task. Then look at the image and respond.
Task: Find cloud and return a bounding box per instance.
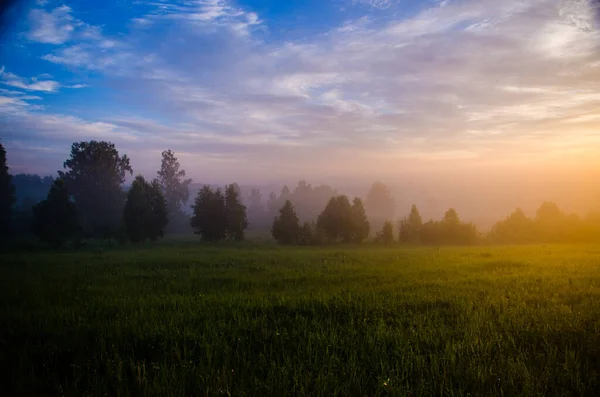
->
[351,0,397,9]
[27,3,113,45]
[28,5,74,44]
[136,0,263,36]
[0,68,59,92]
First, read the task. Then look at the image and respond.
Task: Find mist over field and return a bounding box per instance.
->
[2,0,600,231]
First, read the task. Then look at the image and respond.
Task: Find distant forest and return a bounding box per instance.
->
[1,140,600,248]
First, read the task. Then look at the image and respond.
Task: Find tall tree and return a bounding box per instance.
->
[272,200,301,245]
[317,195,354,243]
[443,208,460,224]
[225,183,248,241]
[148,179,169,240]
[58,141,132,239]
[123,176,168,243]
[32,179,79,247]
[191,185,227,241]
[157,150,192,232]
[298,221,318,246]
[0,143,15,237]
[399,204,423,243]
[351,197,370,243]
[376,221,394,244]
[365,182,395,234]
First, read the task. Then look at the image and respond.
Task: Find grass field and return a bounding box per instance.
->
[2,243,600,396]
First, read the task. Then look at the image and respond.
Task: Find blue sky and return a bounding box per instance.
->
[1,0,600,184]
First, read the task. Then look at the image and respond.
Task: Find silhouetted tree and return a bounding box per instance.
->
[32,179,79,247]
[375,220,394,244]
[157,150,192,233]
[419,209,478,245]
[280,185,291,200]
[10,174,54,236]
[443,208,460,224]
[351,197,370,243]
[0,143,15,237]
[264,181,338,228]
[419,220,441,244]
[399,204,423,243]
[366,181,395,234]
[225,183,248,241]
[123,176,168,243]
[191,185,227,241]
[58,141,132,240]
[272,200,300,245]
[489,208,535,243]
[12,174,54,207]
[298,221,316,245]
[317,195,354,243]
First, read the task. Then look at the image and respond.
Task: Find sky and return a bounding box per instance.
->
[1,0,600,221]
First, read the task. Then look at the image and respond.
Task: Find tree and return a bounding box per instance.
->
[399,204,423,243]
[298,221,316,246]
[316,195,354,243]
[272,200,300,245]
[157,150,192,233]
[10,174,55,236]
[58,141,132,239]
[123,176,168,243]
[535,201,562,223]
[32,179,79,247]
[534,201,566,242]
[148,179,169,240]
[225,183,248,241]
[0,143,15,237]
[280,185,291,200]
[375,220,394,244]
[12,174,54,208]
[365,182,395,233]
[191,185,227,241]
[440,208,465,244]
[419,209,479,245]
[489,208,535,243]
[443,208,460,224]
[351,197,370,243]
[263,181,338,230]
[419,220,441,244]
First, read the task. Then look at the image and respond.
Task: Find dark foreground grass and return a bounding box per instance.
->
[2,243,600,396]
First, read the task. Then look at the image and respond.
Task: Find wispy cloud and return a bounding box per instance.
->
[27,5,74,44]
[0,67,59,92]
[136,0,263,36]
[351,0,397,9]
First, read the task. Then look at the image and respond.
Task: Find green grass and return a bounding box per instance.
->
[2,243,600,396]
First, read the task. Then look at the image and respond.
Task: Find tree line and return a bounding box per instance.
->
[1,140,599,248]
[0,140,244,246]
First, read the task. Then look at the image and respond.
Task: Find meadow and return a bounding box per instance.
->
[1,243,600,396]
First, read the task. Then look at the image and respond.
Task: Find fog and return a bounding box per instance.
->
[2,0,600,231]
